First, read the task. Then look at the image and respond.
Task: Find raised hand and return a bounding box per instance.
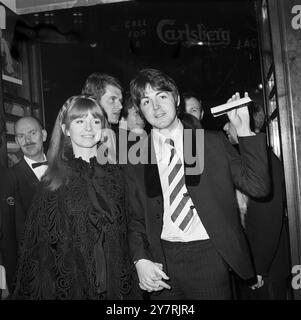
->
[227,92,254,137]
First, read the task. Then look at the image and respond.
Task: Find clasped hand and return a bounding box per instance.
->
[250,275,264,290]
[135,259,171,292]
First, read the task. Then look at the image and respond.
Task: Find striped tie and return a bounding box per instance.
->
[165,138,194,231]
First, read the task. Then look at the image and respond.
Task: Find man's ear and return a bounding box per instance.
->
[200,110,204,120]
[176,95,180,107]
[42,129,47,142]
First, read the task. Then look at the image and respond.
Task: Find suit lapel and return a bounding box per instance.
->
[183,123,203,186]
[19,158,39,185]
[144,133,162,198]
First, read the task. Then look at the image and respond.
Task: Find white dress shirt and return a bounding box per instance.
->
[153,120,209,242]
[24,154,48,181]
[0,266,6,290]
[0,158,6,286]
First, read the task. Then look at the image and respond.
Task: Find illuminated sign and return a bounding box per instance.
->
[157,19,230,46]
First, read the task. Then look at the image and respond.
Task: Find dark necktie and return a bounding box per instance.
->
[165,138,194,231]
[32,161,48,169]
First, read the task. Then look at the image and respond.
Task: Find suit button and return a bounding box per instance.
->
[156,214,160,219]
[190,205,195,210]
[183,192,189,197]
[6,196,15,206]
[156,199,161,205]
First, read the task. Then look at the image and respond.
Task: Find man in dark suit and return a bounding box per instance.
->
[0,115,24,298]
[0,114,10,299]
[125,68,270,299]
[118,93,147,162]
[223,106,291,299]
[12,116,48,215]
[0,167,23,299]
[0,116,47,296]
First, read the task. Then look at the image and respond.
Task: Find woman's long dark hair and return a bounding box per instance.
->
[43,95,108,191]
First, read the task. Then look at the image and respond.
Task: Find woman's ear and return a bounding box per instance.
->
[99,128,108,144]
[61,124,70,136]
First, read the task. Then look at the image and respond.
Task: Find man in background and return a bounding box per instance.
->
[12,116,48,216]
[82,73,123,161]
[119,94,145,136]
[118,94,146,163]
[223,104,291,299]
[0,116,48,296]
[183,92,204,121]
[179,91,204,130]
[0,114,24,298]
[82,72,123,125]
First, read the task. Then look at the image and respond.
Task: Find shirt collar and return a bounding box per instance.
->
[153,118,183,143]
[153,119,183,161]
[24,154,47,168]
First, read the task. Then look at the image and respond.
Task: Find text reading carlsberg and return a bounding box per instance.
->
[106,304,195,318]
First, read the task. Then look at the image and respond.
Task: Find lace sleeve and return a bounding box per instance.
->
[12,186,60,299]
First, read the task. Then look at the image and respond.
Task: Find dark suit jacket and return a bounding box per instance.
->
[125,123,270,280]
[245,149,291,279]
[0,166,25,292]
[0,159,39,292]
[11,158,39,215]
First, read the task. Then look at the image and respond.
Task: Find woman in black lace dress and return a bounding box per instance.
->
[13,95,139,299]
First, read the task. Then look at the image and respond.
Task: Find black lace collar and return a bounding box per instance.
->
[66,154,121,179]
[65,155,99,174]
